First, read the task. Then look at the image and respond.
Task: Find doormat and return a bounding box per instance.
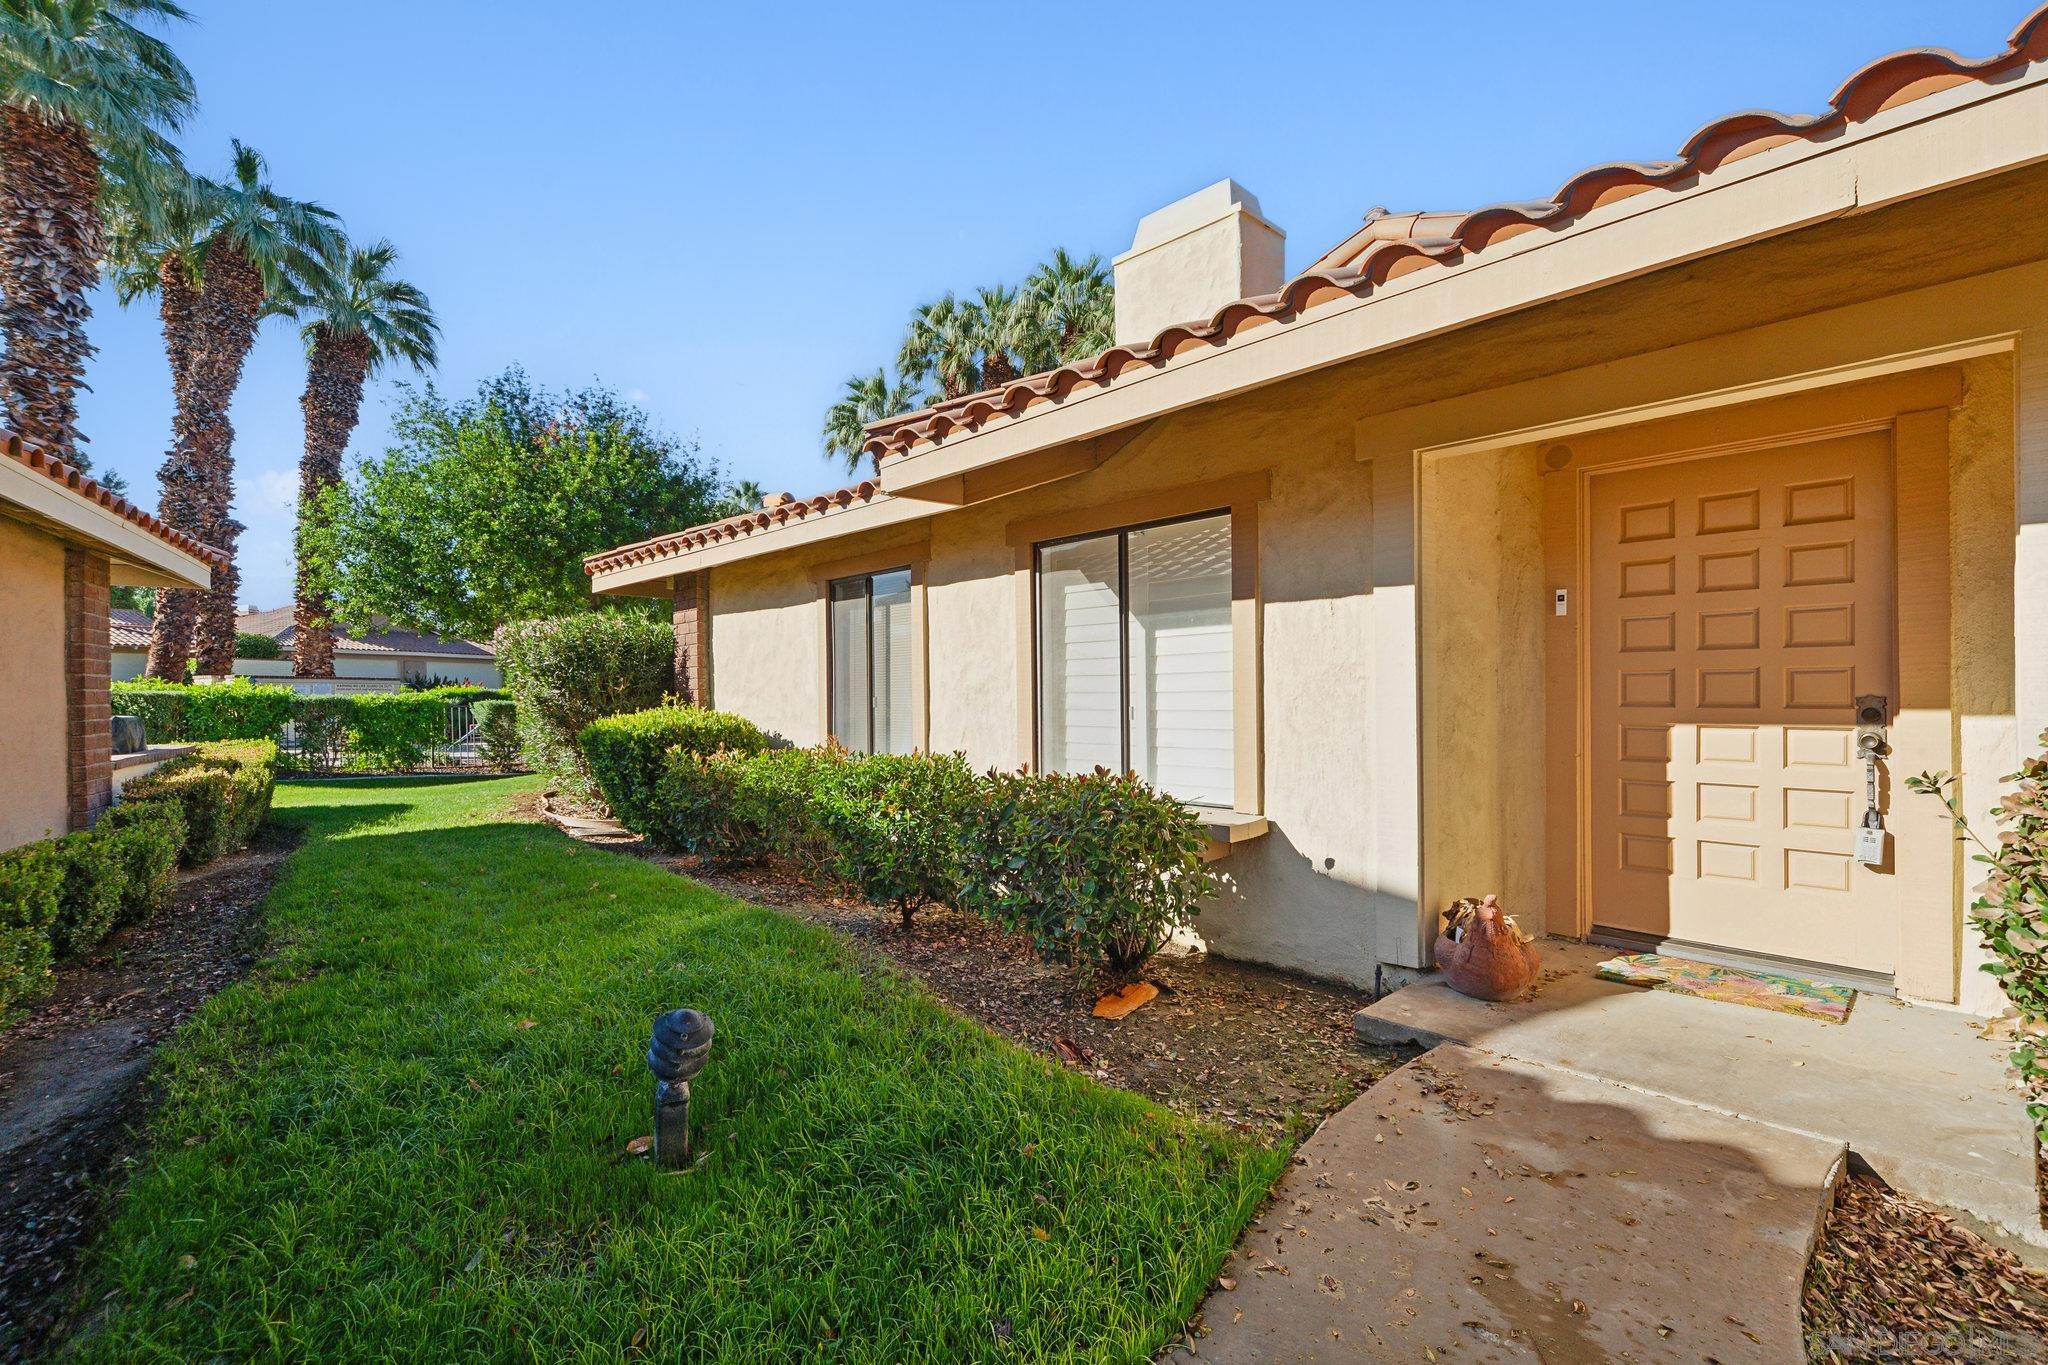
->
[1595,952,1856,1024]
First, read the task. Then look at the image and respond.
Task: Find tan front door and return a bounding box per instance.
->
[1587,429,1899,976]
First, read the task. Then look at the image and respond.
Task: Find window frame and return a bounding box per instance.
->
[1032,507,1232,800]
[826,566,913,755]
[811,540,930,756]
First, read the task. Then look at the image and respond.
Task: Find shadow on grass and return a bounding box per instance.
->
[68,780,1282,1364]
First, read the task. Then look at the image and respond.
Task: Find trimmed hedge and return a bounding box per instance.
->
[474,700,521,772]
[613,704,1213,975]
[0,740,274,1015]
[344,694,444,771]
[111,678,294,743]
[121,740,279,867]
[580,706,769,831]
[815,752,976,929]
[954,767,1213,976]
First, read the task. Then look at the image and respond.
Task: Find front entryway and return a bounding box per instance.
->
[1585,429,1899,978]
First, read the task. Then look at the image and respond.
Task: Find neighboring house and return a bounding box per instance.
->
[588,14,2048,1013]
[108,606,501,689]
[0,434,219,852]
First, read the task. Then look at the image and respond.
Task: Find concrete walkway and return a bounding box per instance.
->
[1354,941,2041,1250]
[1175,1044,1844,1362]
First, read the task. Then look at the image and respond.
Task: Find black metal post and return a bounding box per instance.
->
[645,1009,714,1169]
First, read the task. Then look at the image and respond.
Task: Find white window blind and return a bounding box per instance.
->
[870,569,914,756]
[1127,516,1233,806]
[1036,511,1234,807]
[829,568,915,755]
[1038,534,1123,776]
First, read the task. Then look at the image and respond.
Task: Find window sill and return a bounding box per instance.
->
[1189,806,1269,862]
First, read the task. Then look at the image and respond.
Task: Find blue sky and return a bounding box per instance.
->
[77,0,2027,609]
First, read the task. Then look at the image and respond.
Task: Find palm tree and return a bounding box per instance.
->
[0,0,194,467]
[823,369,920,475]
[124,139,343,678]
[709,478,764,519]
[897,293,980,401]
[970,284,1030,389]
[287,238,437,677]
[1023,248,1114,366]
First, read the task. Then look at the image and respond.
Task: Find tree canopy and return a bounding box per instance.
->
[301,367,724,641]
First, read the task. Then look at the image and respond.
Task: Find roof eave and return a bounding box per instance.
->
[873,62,2048,498]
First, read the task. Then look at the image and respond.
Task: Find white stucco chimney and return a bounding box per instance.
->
[1111,179,1285,347]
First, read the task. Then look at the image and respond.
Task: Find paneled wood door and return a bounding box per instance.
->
[1586,429,1899,974]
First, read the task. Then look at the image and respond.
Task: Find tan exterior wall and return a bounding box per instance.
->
[0,517,74,850]
[693,244,2046,1000]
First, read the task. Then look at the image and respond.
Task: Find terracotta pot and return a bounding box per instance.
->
[1434,895,1541,1001]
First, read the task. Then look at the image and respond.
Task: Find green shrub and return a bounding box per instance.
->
[123,740,279,865]
[650,745,842,871]
[815,751,976,928]
[0,842,62,1014]
[473,700,521,772]
[234,631,283,660]
[51,829,129,958]
[100,799,185,921]
[288,695,354,775]
[580,706,769,830]
[110,679,293,743]
[955,767,1213,978]
[111,680,191,742]
[498,614,675,788]
[345,693,443,771]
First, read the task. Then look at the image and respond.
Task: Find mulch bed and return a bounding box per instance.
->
[1804,1171,2048,1363]
[535,795,1410,1142]
[0,828,294,1362]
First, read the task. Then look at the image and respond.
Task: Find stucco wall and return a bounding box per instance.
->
[0,517,72,850]
[696,242,2046,996]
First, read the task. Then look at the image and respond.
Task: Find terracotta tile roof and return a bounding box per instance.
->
[861,4,2048,462]
[583,480,888,576]
[0,430,227,566]
[109,607,154,650]
[234,606,495,659]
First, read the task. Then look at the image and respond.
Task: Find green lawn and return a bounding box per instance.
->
[68,777,1281,1362]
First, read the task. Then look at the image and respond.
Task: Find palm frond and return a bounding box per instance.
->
[296,235,440,376]
[0,1,196,159]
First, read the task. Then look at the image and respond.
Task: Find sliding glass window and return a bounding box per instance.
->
[1036,511,1233,807]
[828,568,914,755]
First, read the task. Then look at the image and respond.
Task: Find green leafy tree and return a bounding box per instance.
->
[285,238,438,677]
[0,0,194,468]
[822,368,919,475]
[304,368,724,641]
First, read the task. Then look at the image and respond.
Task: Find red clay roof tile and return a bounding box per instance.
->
[857,4,2048,463]
[1,430,227,568]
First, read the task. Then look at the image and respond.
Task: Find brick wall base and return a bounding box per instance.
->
[672,572,709,706]
[64,548,112,829]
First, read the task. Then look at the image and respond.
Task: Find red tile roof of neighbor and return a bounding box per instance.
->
[1,431,227,566]
[234,605,495,659]
[109,607,154,650]
[586,2,2048,577]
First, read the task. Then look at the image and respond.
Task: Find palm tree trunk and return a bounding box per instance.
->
[0,107,102,463]
[292,329,371,678]
[143,254,206,680]
[186,241,264,676]
[980,352,1017,389]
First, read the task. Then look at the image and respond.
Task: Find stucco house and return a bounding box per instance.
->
[588,11,2048,1014]
[0,434,218,852]
[108,605,501,689]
